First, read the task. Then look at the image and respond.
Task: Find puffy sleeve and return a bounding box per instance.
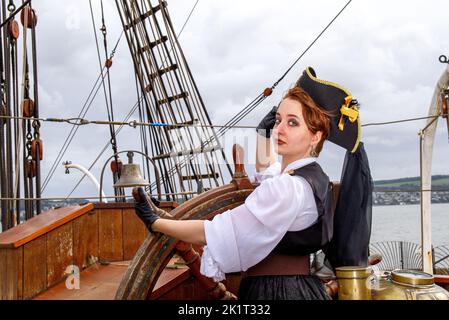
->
[253,161,281,183]
[200,174,310,281]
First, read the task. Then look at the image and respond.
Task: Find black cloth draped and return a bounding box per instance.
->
[238,275,331,300]
[325,142,373,269]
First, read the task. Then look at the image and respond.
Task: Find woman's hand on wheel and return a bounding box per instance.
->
[133,187,161,232]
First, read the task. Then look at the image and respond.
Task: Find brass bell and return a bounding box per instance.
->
[113,151,150,188]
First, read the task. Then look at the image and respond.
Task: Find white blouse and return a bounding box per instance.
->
[200,157,319,281]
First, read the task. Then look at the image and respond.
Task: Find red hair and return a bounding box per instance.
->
[283,86,331,155]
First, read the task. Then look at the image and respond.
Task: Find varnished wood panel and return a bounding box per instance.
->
[122,208,148,260]
[156,272,241,300]
[150,267,191,299]
[0,249,6,299]
[47,223,74,288]
[16,247,23,299]
[73,211,99,270]
[98,209,123,262]
[0,248,24,300]
[1,248,24,299]
[0,204,93,249]
[158,275,211,300]
[23,235,47,299]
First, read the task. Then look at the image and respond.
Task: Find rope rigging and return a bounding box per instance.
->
[61,0,205,200]
[41,72,105,192]
[113,0,229,201]
[65,96,144,200]
[0,0,41,230]
[90,0,125,201]
[140,0,354,191]
[1,112,445,130]
[270,0,352,91]
[40,32,123,193]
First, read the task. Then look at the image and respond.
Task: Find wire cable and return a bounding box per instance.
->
[41,72,104,192]
[64,96,144,199]
[41,30,124,193]
[1,113,446,130]
[270,0,353,90]
[177,0,200,38]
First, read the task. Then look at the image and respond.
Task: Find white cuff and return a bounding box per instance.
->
[200,246,226,281]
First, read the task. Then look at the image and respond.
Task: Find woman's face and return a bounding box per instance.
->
[273,98,322,159]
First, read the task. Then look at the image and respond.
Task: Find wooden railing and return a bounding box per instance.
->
[0,201,177,300]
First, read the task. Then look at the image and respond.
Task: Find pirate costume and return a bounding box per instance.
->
[200,67,362,300]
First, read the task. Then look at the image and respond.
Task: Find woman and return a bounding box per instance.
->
[134,67,359,300]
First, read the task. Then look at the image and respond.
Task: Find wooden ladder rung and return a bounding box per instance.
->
[138,36,169,54]
[149,64,178,81]
[158,91,188,105]
[124,1,167,30]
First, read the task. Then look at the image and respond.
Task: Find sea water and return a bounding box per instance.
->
[370,203,449,247]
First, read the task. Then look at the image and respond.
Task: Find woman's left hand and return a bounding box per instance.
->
[256,106,277,138]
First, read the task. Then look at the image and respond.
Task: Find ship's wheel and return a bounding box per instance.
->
[115,144,256,300]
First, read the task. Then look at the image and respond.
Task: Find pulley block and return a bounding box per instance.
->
[263,87,273,97]
[25,159,36,178]
[110,159,123,173]
[105,59,113,69]
[8,20,19,39]
[31,138,43,161]
[22,99,35,117]
[20,6,38,29]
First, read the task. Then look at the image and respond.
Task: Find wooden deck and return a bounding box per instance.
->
[33,258,191,300]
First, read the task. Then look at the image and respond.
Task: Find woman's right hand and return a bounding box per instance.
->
[256,106,277,138]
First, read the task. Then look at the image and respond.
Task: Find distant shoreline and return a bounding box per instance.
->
[373,191,449,206]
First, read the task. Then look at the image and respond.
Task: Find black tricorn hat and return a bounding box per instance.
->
[296,67,361,153]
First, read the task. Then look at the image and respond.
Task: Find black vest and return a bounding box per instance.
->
[273,162,333,256]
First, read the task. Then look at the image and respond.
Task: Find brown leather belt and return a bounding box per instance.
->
[243,253,310,277]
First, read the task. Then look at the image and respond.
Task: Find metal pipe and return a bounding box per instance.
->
[64,163,107,203]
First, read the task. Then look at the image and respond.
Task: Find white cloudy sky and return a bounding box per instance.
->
[26,0,449,199]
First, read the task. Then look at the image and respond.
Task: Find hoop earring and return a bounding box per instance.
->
[310,146,318,157]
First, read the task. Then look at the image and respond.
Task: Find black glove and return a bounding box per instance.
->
[256,106,277,138]
[133,187,160,232]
